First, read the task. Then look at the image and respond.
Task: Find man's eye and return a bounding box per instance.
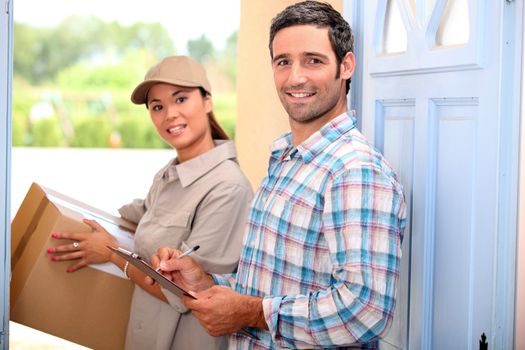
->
[308,58,322,64]
[277,60,289,66]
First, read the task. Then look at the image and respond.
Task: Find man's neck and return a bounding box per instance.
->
[290,106,348,146]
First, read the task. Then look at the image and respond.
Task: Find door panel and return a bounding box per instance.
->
[346,0,519,349]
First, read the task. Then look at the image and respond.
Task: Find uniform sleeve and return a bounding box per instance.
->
[118,198,147,224]
[118,166,167,224]
[183,182,253,274]
[163,182,253,311]
[262,167,406,348]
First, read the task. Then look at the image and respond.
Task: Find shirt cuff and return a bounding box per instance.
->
[262,296,284,345]
[210,273,231,288]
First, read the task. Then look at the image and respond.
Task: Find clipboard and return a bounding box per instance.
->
[108,246,195,299]
[108,246,260,340]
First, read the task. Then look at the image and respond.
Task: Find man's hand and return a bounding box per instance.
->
[182,286,268,336]
[149,246,214,292]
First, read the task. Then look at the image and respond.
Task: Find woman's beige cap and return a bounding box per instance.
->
[131,55,212,104]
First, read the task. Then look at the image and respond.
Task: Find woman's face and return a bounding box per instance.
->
[147,83,214,162]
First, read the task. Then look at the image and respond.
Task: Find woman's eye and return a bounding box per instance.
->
[151,105,163,111]
[175,97,187,104]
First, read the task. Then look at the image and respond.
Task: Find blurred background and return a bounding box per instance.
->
[12,0,240,149]
[11,0,241,348]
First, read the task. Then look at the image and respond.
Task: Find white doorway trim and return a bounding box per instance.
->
[1,0,13,347]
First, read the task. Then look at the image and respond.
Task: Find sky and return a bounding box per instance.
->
[13,0,241,53]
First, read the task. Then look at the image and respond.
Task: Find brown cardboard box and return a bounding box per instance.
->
[11,183,136,350]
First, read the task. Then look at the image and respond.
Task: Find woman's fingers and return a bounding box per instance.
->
[49,241,83,253]
[83,218,105,232]
[66,260,89,273]
[50,250,84,262]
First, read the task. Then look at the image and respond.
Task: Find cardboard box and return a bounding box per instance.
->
[11,183,136,350]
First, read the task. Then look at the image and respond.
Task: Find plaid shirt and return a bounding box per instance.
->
[215,113,406,349]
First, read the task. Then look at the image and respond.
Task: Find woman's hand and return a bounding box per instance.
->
[48,218,118,272]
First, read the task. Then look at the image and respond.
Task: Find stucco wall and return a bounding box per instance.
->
[235,0,342,189]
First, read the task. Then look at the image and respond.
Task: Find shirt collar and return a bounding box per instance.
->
[269,112,357,163]
[163,140,238,187]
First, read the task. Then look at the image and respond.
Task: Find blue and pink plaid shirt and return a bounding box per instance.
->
[214,112,406,349]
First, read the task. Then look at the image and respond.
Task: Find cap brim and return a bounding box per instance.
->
[130,79,203,105]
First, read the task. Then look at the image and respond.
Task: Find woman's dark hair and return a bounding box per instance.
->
[198,87,230,140]
[269,1,354,93]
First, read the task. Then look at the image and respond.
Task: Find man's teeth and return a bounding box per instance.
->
[290,92,314,98]
[168,125,185,133]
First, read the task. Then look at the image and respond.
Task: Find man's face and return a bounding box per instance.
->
[271,25,354,125]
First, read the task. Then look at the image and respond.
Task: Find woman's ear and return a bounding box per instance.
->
[204,94,213,114]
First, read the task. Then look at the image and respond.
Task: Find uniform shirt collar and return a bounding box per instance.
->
[163,140,238,187]
[269,112,357,163]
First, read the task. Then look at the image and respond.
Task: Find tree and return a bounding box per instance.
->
[13,17,176,84]
[187,34,214,63]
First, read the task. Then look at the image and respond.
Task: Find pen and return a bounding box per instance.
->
[155,245,200,272]
[178,245,200,259]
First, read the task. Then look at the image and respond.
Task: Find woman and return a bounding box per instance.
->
[48,56,253,350]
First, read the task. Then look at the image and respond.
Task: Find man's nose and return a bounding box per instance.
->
[288,63,307,85]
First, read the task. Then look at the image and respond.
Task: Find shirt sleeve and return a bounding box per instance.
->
[118,198,146,224]
[262,166,406,348]
[162,182,253,310]
[181,182,253,274]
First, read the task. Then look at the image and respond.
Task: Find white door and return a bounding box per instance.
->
[0,0,13,347]
[346,0,522,349]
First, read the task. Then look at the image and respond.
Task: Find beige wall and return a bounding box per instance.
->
[235,0,342,189]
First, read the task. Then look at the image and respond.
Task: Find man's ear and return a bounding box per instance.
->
[340,51,355,80]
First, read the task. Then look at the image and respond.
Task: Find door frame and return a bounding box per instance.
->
[1,0,13,347]
[516,2,525,348]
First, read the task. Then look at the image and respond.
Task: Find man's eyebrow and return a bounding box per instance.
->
[304,52,330,60]
[272,52,331,64]
[272,53,289,63]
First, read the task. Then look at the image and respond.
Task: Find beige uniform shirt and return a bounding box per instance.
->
[119,140,253,350]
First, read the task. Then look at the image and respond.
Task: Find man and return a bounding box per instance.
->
[150,1,406,349]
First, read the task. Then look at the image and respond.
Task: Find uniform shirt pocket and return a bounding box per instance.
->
[134,209,194,258]
[153,210,192,228]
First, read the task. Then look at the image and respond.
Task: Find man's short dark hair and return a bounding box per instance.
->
[269,1,354,93]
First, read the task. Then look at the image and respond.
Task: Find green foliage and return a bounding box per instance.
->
[117,116,169,149]
[11,116,26,146]
[11,80,36,145]
[188,35,215,63]
[30,118,65,147]
[12,18,239,149]
[222,31,238,87]
[14,17,175,84]
[214,93,237,139]
[71,116,112,148]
